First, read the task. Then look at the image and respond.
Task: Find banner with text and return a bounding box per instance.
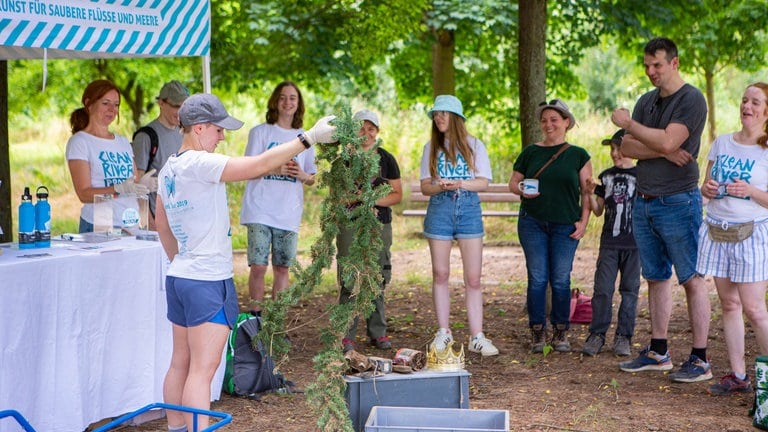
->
[0,0,210,59]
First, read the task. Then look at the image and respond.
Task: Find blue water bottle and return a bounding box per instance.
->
[18,187,35,249]
[35,186,51,248]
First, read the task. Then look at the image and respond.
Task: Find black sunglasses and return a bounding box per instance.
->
[538,99,560,106]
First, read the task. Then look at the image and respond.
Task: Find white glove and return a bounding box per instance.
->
[139,169,158,193]
[115,180,150,196]
[303,115,337,145]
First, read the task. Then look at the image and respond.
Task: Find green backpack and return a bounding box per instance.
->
[222,313,288,398]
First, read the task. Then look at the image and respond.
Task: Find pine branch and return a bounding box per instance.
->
[257,104,387,431]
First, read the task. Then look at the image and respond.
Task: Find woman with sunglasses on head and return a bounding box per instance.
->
[509,98,592,353]
[420,94,499,357]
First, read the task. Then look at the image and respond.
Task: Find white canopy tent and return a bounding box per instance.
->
[0,0,212,240]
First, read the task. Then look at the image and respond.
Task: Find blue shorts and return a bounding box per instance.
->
[165,276,239,328]
[632,189,702,284]
[246,223,298,267]
[423,190,484,240]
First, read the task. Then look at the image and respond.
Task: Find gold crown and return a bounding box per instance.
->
[426,340,465,371]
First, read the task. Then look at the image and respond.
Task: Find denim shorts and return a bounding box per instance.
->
[246,223,298,267]
[632,189,702,284]
[165,276,239,328]
[423,190,484,240]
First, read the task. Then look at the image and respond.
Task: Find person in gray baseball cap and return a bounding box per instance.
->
[510,97,592,354]
[132,80,191,228]
[154,92,336,431]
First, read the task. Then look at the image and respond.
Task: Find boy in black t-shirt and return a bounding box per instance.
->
[582,130,641,357]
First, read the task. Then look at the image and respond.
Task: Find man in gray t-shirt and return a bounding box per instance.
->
[132,80,189,229]
[610,37,712,384]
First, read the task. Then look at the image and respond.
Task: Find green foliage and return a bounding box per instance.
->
[575,44,637,112]
[210,0,427,96]
[257,104,386,431]
[393,0,520,125]
[540,1,610,102]
[9,56,200,131]
[599,0,768,136]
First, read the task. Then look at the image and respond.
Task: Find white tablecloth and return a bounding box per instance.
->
[0,237,224,432]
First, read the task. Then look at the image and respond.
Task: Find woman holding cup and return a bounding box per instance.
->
[509,98,592,353]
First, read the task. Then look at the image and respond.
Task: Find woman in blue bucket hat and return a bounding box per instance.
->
[419,94,499,357]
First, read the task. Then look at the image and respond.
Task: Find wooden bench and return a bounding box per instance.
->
[402,182,521,217]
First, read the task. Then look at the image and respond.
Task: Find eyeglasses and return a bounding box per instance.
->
[433,110,449,118]
[538,99,560,107]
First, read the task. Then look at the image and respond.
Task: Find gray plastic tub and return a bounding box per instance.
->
[364,406,509,432]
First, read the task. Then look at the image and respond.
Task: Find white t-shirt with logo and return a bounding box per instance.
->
[706,132,768,222]
[419,136,492,181]
[65,131,140,227]
[239,123,317,232]
[158,150,233,281]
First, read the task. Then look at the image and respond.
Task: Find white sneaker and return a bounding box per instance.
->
[469,332,499,356]
[430,328,453,352]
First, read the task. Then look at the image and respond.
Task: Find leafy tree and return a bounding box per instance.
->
[517,0,546,147]
[209,0,427,98]
[91,58,201,129]
[602,0,768,142]
[9,57,200,130]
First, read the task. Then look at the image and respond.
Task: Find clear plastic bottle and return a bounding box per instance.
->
[18,187,35,249]
[35,186,51,248]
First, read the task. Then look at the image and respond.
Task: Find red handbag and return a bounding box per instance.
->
[569,288,592,324]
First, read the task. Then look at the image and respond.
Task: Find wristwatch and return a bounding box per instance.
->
[297,133,311,149]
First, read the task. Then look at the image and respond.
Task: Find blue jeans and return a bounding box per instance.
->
[633,189,702,284]
[518,210,580,329]
[589,248,641,337]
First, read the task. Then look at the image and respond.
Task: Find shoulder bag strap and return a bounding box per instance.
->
[532,143,570,180]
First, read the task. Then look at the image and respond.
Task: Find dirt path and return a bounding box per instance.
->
[137,245,755,432]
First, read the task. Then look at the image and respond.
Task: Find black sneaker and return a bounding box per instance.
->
[581,333,605,357]
[613,334,631,357]
[707,373,752,396]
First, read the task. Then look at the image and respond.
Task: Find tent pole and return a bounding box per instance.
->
[202,55,211,93]
[0,60,10,242]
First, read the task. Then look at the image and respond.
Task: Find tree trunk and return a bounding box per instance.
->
[705,68,716,144]
[432,29,455,97]
[517,0,546,148]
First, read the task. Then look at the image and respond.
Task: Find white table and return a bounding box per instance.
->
[0,237,224,432]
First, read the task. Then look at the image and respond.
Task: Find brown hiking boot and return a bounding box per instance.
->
[551,324,571,352]
[531,324,547,353]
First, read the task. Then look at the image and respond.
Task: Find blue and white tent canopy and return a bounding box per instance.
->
[0,0,210,59]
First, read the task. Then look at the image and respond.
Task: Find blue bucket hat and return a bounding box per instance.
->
[427,95,466,120]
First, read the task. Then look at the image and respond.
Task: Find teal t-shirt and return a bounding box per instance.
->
[513,142,591,224]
